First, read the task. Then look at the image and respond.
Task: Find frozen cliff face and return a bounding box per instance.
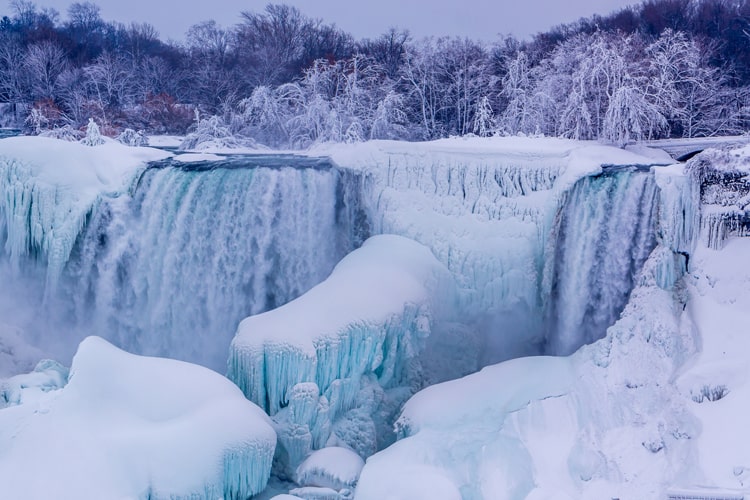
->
[687,145,750,249]
[0,137,169,288]
[0,336,276,499]
[228,235,458,473]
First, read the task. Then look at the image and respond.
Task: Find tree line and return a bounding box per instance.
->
[0,0,749,147]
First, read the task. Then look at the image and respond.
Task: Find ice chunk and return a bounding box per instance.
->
[0,358,68,408]
[0,336,276,499]
[296,446,364,490]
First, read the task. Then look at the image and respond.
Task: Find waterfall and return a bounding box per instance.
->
[50,158,368,370]
[545,168,659,355]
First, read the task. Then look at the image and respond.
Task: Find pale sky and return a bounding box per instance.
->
[1,0,641,42]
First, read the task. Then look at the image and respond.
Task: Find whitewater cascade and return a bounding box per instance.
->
[545,169,659,355]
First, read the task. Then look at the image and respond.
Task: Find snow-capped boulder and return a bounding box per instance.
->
[0,336,276,499]
[295,446,364,490]
[228,234,458,470]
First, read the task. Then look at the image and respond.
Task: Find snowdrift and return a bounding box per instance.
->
[0,336,276,499]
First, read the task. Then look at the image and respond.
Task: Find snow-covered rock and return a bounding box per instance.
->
[296,446,364,490]
[0,336,276,499]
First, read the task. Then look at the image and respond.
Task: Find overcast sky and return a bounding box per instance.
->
[1,0,641,42]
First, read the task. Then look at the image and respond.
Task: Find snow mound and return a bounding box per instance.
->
[0,136,170,287]
[0,336,276,499]
[296,446,364,490]
[228,234,458,469]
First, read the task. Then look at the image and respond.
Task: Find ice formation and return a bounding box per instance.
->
[295,446,365,490]
[2,134,709,498]
[0,336,276,499]
[322,138,672,362]
[228,234,458,470]
[0,136,169,289]
[355,144,750,499]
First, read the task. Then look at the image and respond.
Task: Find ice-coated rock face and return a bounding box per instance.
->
[0,336,276,499]
[686,145,750,249]
[228,235,459,471]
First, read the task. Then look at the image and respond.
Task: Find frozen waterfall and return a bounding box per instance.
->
[0,153,368,370]
[544,168,659,355]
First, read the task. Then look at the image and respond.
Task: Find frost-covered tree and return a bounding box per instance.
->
[473,95,495,137]
[81,117,105,146]
[498,51,538,135]
[370,91,408,140]
[603,85,668,145]
[24,41,68,101]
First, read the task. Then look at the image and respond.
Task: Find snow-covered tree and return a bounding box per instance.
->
[603,85,668,145]
[81,117,105,146]
[24,41,68,101]
[473,95,495,137]
[370,91,408,140]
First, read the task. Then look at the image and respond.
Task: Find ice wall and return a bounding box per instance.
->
[0,137,169,289]
[686,146,750,250]
[544,169,659,355]
[326,139,672,365]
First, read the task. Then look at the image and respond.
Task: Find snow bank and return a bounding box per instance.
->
[676,238,750,492]
[0,336,276,499]
[228,234,457,469]
[0,136,170,287]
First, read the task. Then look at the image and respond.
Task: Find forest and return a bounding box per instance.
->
[1,0,749,147]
